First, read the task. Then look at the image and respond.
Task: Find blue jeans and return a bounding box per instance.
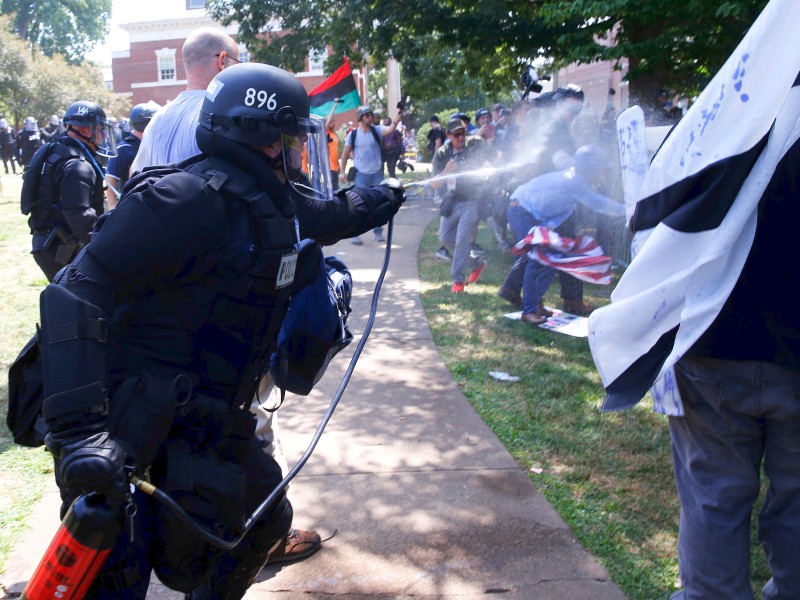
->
[670,358,800,600]
[354,169,384,237]
[506,205,556,314]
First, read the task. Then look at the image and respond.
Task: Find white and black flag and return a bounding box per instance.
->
[589,0,800,414]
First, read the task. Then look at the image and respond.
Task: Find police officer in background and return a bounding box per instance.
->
[41,114,64,143]
[105,102,159,208]
[0,117,19,175]
[15,116,44,169]
[21,101,115,281]
[37,63,404,599]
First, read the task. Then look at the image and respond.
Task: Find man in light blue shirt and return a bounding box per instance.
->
[503,145,624,324]
[339,105,402,244]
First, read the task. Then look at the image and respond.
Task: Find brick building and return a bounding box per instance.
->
[110,1,364,123]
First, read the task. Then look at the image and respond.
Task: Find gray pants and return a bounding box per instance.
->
[669,358,800,600]
[439,200,480,284]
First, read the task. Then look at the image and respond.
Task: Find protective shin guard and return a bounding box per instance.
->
[188,495,292,600]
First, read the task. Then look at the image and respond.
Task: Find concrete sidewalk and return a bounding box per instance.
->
[1,197,626,599]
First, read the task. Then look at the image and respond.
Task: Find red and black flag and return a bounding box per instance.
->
[308,58,361,116]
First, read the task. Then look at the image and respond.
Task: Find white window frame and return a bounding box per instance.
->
[308,49,328,74]
[156,48,177,82]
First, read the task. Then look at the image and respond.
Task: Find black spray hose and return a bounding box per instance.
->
[132,216,395,550]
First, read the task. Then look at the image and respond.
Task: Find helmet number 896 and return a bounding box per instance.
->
[245,88,277,110]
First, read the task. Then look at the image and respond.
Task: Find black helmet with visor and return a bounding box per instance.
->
[197,63,332,201]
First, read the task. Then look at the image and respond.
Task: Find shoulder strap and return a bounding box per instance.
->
[370,125,381,147]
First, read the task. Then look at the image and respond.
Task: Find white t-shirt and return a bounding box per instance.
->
[130,89,206,173]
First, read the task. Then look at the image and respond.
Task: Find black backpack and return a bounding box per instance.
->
[20,141,85,232]
[348,125,381,151]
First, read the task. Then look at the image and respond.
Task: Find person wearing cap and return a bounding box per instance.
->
[475,108,496,144]
[451,111,476,134]
[339,104,403,244]
[431,118,493,293]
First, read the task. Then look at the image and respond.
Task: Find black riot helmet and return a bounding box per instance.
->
[197,62,332,201]
[129,101,159,132]
[63,100,117,157]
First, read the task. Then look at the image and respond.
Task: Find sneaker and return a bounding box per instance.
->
[350,236,363,246]
[435,247,451,261]
[267,528,322,564]
[451,282,465,294]
[470,242,486,258]
[374,231,386,243]
[467,260,487,284]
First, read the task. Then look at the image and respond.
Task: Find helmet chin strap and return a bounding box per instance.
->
[67,125,98,151]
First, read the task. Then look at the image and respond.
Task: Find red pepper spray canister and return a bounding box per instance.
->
[22,493,121,600]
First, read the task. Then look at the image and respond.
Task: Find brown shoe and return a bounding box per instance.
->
[267,528,322,564]
[521,312,548,325]
[537,303,553,318]
[562,300,592,316]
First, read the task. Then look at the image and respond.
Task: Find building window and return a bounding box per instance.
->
[238,44,250,64]
[308,49,328,73]
[186,0,207,8]
[156,48,177,82]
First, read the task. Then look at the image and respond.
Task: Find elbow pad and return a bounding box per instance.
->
[39,284,108,435]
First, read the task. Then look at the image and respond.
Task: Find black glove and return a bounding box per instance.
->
[46,430,129,497]
[348,183,405,226]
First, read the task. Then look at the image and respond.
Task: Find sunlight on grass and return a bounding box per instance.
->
[0,179,51,574]
[417,216,772,600]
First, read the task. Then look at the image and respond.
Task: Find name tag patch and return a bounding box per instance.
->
[276,251,298,289]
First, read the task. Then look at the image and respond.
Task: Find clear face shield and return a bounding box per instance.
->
[281,114,333,202]
[92,120,118,158]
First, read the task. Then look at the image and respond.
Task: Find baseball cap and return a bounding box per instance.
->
[446,119,467,134]
[429,114,440,123]
[356,106,373,120]
[475,108,490,120]
[492,103,505,112]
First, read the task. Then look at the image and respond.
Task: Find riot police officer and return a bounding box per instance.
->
[105,101,159,208]
[41,114,64,142]
[20,101,116,281]
[0,117,19,174]
[15,116,44,168]
[37,63,404,599]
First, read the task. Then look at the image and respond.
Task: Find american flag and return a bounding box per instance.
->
[588,0,800,414]
[512,226,613,285]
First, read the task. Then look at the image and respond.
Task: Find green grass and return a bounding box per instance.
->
[417,217,771,599]
[0,171,772,595]
[0,176,53,575]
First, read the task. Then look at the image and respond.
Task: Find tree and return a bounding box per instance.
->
[207,0,769,105]
[0,15,129,127]
[1,0,112,63]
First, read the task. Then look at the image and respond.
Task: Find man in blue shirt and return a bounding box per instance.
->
[105,102,160,208]
[339,105,402,244]
[503,145,624,323]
